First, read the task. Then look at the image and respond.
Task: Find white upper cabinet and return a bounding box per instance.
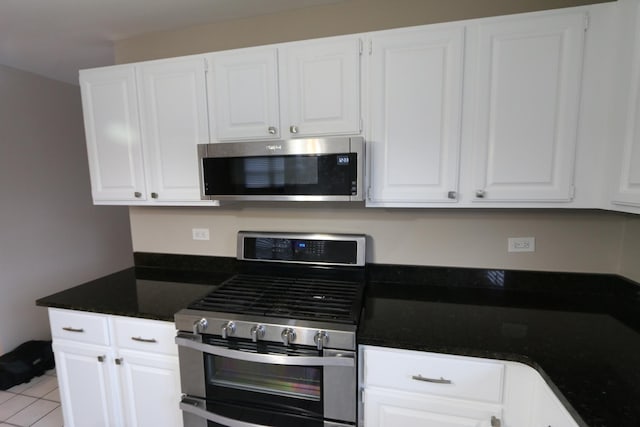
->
[611,2,640,209]
[282,37,362,137]
[209,36,362,141]
[466,11,586,202]
[367,24,465,204]
[137,56,210,202]
[210,47,280,140]
[80,55,214,205]
[80,65,145,202]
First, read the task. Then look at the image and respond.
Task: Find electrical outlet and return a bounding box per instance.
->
[192,228,210,241]
[508,237,535,253]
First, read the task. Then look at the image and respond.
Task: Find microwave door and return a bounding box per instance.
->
[201,153,359,201]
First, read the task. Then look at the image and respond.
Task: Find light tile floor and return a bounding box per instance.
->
[0,370,62,427]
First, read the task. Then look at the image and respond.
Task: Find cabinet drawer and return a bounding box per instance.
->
[363,346,504,403]
[113,316,177,355]
[49,308,110,346]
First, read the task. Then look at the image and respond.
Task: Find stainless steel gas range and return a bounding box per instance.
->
[174,231,366,427]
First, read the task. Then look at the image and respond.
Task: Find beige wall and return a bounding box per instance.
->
[119,0,634,282]
[115,0,609,63]
[0,65,133,354]
[621,216,640,282]
[130,206,624,274]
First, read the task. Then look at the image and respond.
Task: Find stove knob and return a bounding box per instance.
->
[221,321,236,339]
[314,331,329,350]
[192,318,208,334]
[281,328,296,346]
[250,325,266,342]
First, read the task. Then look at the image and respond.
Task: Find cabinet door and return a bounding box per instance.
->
[211,48,280,140]
[468,11,586,202]
[80,65,145,202]
[52,341,120,427]
[612,5,640,208]
[283,37,361,137]
[530,378,579,427]
[368,25,464,203]
[116,350,182,427]
[364,388,501,427]
[137,56,209,202]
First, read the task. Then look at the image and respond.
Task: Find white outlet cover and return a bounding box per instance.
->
[508,237,535,253]
[192,228,210,241]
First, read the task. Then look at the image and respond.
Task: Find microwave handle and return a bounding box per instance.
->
[175,334,354,368]
[181,396,270,427]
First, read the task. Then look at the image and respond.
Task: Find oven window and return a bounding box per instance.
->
[206,355,321,401]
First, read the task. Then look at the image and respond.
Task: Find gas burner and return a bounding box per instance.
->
[188,273,363,324]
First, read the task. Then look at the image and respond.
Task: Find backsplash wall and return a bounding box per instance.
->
[129,207,625,275]
[621,215,640,281]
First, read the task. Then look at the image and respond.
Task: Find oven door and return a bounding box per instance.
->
[176,333,356,427]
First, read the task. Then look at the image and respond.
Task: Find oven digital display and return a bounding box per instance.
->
[246,237,357,264]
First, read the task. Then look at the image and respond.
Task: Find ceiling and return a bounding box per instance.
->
[0,0,346,85]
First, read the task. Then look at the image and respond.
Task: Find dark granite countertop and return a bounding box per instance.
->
[35,253,640,426]
[36,253,237,321]
[359,264,640,427]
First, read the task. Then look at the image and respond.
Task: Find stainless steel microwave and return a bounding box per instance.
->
[197,136,365,202]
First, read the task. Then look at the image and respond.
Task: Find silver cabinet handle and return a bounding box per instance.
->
[97,355,105,363]
[268,126,277,135]
[476,189,486,198]
[151,192,159,199]
[411,374,452,384]
[175,334,354,367]
[115,358,123,365]
[181,396,270,427]
[289,125,298,134]
[134,191,142,198]
[491,416,501,427]
[447,191,457,200]
[62,327,84,333]
[131,336,157,343]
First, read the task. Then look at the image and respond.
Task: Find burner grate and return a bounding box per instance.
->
[188,274,363,324]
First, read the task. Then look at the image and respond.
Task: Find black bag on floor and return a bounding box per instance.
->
[0,340,55,390]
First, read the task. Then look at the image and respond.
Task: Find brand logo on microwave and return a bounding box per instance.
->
[266,145,282,151]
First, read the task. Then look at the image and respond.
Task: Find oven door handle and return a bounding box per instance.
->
[175,334,355,367]
[181,396,271,427]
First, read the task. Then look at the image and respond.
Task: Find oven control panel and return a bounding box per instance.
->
[237,231,366,266]
[175,311,357,351]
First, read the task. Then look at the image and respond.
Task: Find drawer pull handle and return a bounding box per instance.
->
[411,374,452,384]
[62,327,84,333]
[131,336,157,343]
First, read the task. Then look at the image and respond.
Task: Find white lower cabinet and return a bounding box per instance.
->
[117,350,182,427]
[360,345,578,427]
[364,388,501,427]
[361,346,505,427]
[48,308,182,427]
[52,341,119,427]
[530,375,579,427]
